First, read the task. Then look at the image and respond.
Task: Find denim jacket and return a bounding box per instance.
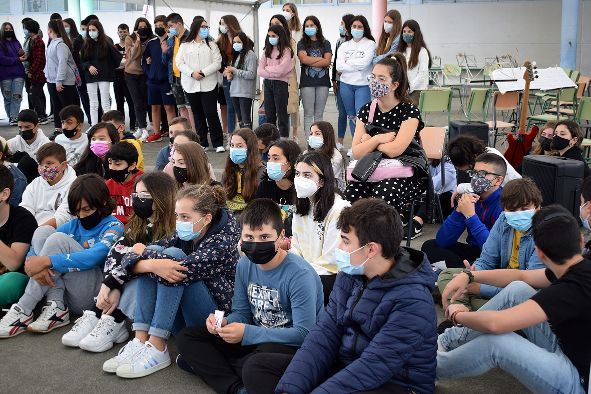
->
[473,212,545,298]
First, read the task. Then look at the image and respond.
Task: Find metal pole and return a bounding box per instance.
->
[253,1,260,94]
[560,0,581,70]
[67,0,81,26]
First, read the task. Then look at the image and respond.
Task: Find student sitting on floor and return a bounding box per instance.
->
[0,174,124,338]
[54,105,88,167]
[267,198,437,393]
[105,142,143,224]
[0,166,38,308]
[254,139,301,205]
[421,153,505,269]
[438,204,590,394]
[254,123,280,163]
[175,198,324,394]
[155,116,192,171]
[113,183,240,379]
[8,109,50,164]
[74,122,121,178]
[551,119,590,178]
[0,137,27,206]
[20,143,76,228]
[102,110,145,172]
[437,178,546,314]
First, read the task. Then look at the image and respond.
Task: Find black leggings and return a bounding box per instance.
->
[421,239,482,268]
[232,97,253,129]
[47,83,78,128]
[28,81,47,118]
[186,89,224,149]
[114,70,136,129]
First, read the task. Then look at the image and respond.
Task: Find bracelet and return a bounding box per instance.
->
[462,269,474,283]
[450,310,464,327]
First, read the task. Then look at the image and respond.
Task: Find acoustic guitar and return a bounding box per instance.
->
[504,61,538,167]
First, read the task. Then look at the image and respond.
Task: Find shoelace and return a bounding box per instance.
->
[89,318,114,338]
[0,309,22,327]
[70,313,93,332]
[37,305,56,322]
[116,340,142,361]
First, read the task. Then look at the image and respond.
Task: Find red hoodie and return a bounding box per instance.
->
[106,170,143,224]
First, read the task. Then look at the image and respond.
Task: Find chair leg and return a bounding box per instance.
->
[406,200,416,248]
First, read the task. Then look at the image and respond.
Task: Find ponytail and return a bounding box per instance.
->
[376,53,411,103]
[48,19,73,50]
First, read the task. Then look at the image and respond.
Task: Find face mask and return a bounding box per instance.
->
[268,36,279,46]
[199,27,209,39]
[335,245,368,275]
[138,28,150,37]
[383,22,393,34]
[470,174,494,195]
[281,11,293,22]
[219,25,228,34]
[304,27,317,37]
[308,136,324,150]
[132,195,153,220]
[581,203,591,231]
[4,31,15,40]
[551,135,570,151]
[80,209,102,230]
[38,165,61,183]
[241,240,278,265]
[155,27,166,37]
[173,165,188,184]
[339,25,346,37]
[351,28,364,40]
[118,32,128,40]
[402,33,414,43]
[89,31,99,40]
[65,27,71,35]
[369,79,391,99]
[233,42,243,52]
[176,217,204,241]
[230,147,248,165]
[109,167,130,184]
[24,29,30,38]
[504,209,535,232]
[90,140,110,158]
[168,27,178,37]
[62,124,79,139]
[81,30,87,39]
[539,136,552,152]
[20,128,35,141]
[267,161,286,181]
[294,176,320,199]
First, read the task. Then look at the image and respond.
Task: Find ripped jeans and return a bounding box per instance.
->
[1,78,25,120]
[339,82,371,134]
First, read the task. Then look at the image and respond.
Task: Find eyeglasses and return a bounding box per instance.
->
[466,169,502,178]
[367,75,389,83]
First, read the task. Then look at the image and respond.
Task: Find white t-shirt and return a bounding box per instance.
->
[55,133,88,167]
[7,130,50,161]
[404,47,430,92]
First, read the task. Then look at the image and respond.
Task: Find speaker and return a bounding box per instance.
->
[522,155,584,216]
[448,120,489,144]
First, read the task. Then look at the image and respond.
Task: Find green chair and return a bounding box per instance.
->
[570,69,580,83]
[575,97,591,139]
[419,88,453,127]
[544,87,578,116]
[466,88,491,122]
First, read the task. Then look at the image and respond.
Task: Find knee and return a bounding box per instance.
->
[503,280,536,299]
[12,93,22,100]
[241,353,266,383]
[162,247,187,260]
[437,268,463,284]
[421,239,438,253]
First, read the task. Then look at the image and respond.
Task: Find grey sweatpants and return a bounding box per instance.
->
[18,226,103,315]
[300,86,329,138]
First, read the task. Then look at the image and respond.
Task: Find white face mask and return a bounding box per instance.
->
[294,176,320,199]
[281,11,293,22]
[383,22,393,34]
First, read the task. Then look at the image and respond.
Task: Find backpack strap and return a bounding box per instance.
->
[368,99,378,124]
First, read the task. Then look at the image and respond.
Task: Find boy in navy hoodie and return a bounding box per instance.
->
[422,152,506,269]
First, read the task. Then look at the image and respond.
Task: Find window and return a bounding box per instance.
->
[0,1,10,14]
[24,0,67,13]
[93,0,141,11]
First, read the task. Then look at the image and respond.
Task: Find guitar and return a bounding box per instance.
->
[503,60,538,167]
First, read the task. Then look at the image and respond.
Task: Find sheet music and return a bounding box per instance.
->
[492,67,576,93]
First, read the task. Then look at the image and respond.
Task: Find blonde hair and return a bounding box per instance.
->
[177,183,226,217]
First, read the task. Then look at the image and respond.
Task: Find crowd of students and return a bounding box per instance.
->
[0,6,589,394]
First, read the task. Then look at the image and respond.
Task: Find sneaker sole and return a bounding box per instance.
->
[62,336,84,347]
[116,358,171,379]
[27,319,70,334]
[80,329,129,353]
[0,328,27,338]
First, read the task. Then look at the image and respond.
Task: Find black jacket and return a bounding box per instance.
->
[80,43,122,83]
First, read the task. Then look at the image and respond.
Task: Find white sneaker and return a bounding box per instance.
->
[336,142,344,151]
[0,304,33,338]
[133,128,142,139]
[203,146,210,152]
[79,314,129,353]
[103,338,145,373]
[215,146,226,153]
[27,301,69,333]
[347,148,353,158]
[116,341,171,378]
[139,129,150,142]
[61,310,99,347]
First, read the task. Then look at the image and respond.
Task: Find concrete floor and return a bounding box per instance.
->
[0,96,527,393]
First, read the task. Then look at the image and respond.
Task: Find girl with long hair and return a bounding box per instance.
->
[216,15,242,135]
[373,9,402,64]
[281,3,303,140]
[332,14,355,148]
[306,121,345,191]
[0,22,25,126]
[171,141,214,187]
[396,19,432,105]
[74,122,120,178]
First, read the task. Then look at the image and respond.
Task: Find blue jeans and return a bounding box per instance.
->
[437,281,585,393]
[336,82,353,139]
[223,76,236,134]
[339,82,370,134]
[1,78,25,120]
[132,246,217,339]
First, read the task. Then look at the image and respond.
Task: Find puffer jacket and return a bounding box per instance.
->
[276,247,438,394]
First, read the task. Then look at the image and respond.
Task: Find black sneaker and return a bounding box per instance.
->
[38,117,49,125]
[437,320,453,335]
[8,118,17,126]
[403,219,423,240]
[48,129,62,141]
[175,354,195,374]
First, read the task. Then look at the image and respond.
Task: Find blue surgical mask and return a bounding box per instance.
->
[351,28,364,40]
[89,31,99,40]
[176,217,204,241]
[81,30,87,38]
[23,29,30,38]
[308,136,324,150]
[504,209,536,232]
[335,245,368,275]
[233,42,243,52]
[338,26,346,37]
[199,27,209,39]
[65,27,71,35]
[402,33,414,44]
[304,27,317,37]
[268,36,279,46]
[267,161,286,181]
[230,147,248,165]
[168,27,178,37]
[580,203,591,231]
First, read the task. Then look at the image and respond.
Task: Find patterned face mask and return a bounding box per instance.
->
[369,79,391,99]
[470,174,494,195]
[38,165,61,182]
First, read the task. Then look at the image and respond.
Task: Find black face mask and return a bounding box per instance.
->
[173,166,188,184]
[110,167,130,183]
[169,136,175,145]
[132,195,153,219]
[4,31,15,39]
[241,241,278,265]
[62,125,79,139]
[539,136,552,152]
[20,128,35,141]
[138,28,150,40]
[80,209,102,230]
[551,135,571,151]
[155,27,166,37]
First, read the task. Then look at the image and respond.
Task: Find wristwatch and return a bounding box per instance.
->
[462,269,474,283]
